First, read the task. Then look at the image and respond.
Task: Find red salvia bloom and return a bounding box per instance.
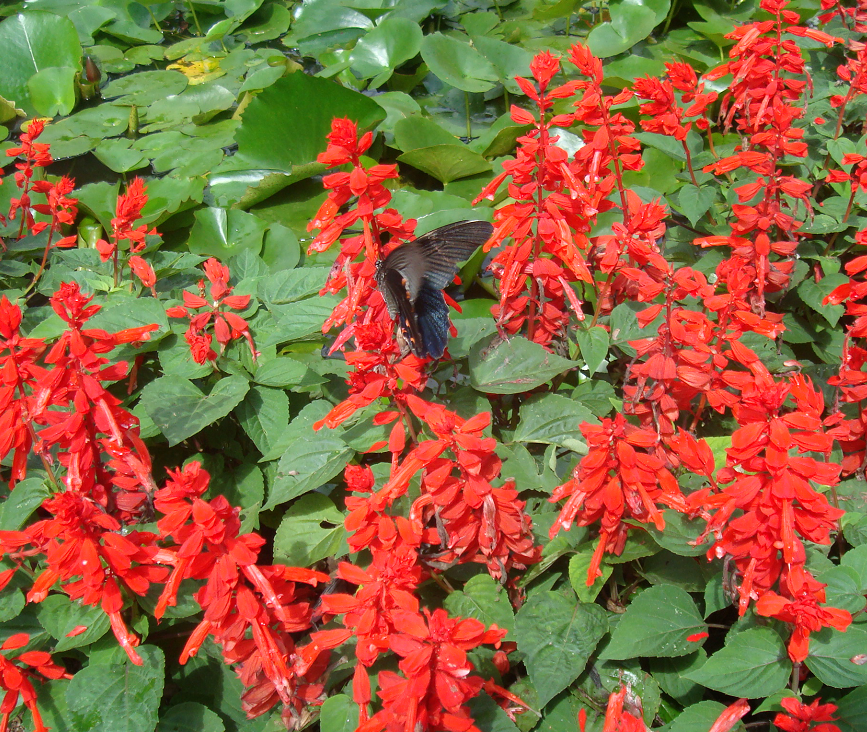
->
[5,119,53,239]
[0,633,70,732]
[167,258,258,365]
[550,413,688,585]
[773,696,842,732]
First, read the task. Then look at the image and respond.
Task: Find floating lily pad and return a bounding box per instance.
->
[420,32,498,93]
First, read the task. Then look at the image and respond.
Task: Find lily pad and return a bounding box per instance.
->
[349,16,423,88]
[398,144,491,183]
[420,32,498,93]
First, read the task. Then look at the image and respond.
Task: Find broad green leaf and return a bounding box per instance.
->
[397,145,491,183]
[67,645,164,732]
[661,701,729,732]
[841,544,867,589]
[263,295,340,346]
[513,393,597,452]
[102,70,188,107]
[649,651,707,704]
[349,17,423,87]
[265,412,352,508]
[471,35,533,95]
[603,584,707,659]
[470,336,577,394]
[0,478,50,530]
[677,184,715,226]
[420,32,498,93]
[235,385,289,456]
[647,510,712,557]
[0,590,24,624]
[568,547,613,602]
[157,702,225,732]
[140,375,250,447]
[24,676,72,732]
[188,208,269,259]
[37,595,111,652]
[806,626,867,688]
[586,0,660,58]
[685,627,790,697]
[260,267,329,304]
[609,302,642,355]
[835,684,867,732]
[28,66,77,117]
[514,591,608,707]
[0,12,82,116]
[234,73,385,180]
[253,357,308,388]
[798,274,847,327]
[444,574,516,633]
[575,326,609,375]
[319,695,359,732]
[466,693,519,732]
[273,494,348,566]
[816,565,866,614]
[393,116,459,152]
[94,138,149,173]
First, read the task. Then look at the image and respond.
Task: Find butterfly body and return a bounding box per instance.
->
[375,220,493,359]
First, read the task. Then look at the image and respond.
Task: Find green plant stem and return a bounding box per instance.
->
[464,92,472,139]
[186,0,204,35]
[146,5,162,31]
[662,0,679,35]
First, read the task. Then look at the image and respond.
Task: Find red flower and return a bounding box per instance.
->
[773,697,842,732]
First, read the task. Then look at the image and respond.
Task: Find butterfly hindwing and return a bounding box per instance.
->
[414,283,450,359]
[376,220,493,358]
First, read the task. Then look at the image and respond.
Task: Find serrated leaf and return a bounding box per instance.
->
[677,184,715,225]
[234,385,289,456]
[568,547,612,602]
[514,591,608,707]
[806,626,867,688]
[513,393,597,452]
[444,574,516,633]
[157,702,225,732]
[470,336,577,394]
[685,627,790,697]
[37,595,111,652]
[319,695,359,732]
[266,435,352,509]
[140,375,250,447]
[66,645,164,732]
[602,584,707,659]
[273,494,348,566]
[0,478,50,530]
[798,274,847,327]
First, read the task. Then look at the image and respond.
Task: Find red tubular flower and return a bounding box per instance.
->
[773,696,842,732]
[5,119,53,239]
[0,634,70,732]
[708,699,751,732]
[167,258,258,365]
[550,413,687,585]
[363,608,506,732]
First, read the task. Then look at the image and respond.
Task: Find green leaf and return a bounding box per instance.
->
[397,145,491,183]
[805,626,867,688]
[420,32,498,93]
[66,645,164,732]
[187,208,269,259]
[273,494,348,567]
[28,66,77,117]
[609,302,642,355]
[798,274,847,327]
[466,693,520,732]
[603,585,707,659]
[0,478,50,530]
[393,116,459,151]
[37,595,111,652]
[470,336,577,394]
[649,651,707,704]
[140,375,250,447]
[471,35,533,95]
[253,357,308,388]
[816,565,867,614]
[444,574,516,634]
[514,591,608,707]
[568,547,613,603]
[349,17,423,88]
[93,138,149,173]
[685,627,790,697]
[586,0,661,58]
[102,70,188,107]
[319,695,359,732]
[661,701,728,732]
[266,427,352,509]
[513,393,597,452]
[841,544,867,589]
[157,702,225,732]
[0,12,82,116]
[647,510,712,557]
[677,184,715,226]
[234,73,385,181]
[235,385,289,456]
[575,326,609,375]
[835,684,867,732]
[261,267,329,304]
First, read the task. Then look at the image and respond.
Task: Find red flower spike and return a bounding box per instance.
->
[773,697,842,732]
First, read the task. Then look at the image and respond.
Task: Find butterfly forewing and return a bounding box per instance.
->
[376,220,493,358]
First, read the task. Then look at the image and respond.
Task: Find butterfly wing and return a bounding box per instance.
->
[377,264,426,355]
[377,220,493,358]
[414,283,450,359]
[412,220,494,290]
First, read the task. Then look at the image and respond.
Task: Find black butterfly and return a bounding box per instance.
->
[376,220,493,359]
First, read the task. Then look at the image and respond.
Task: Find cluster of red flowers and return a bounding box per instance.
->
[167,257,259,365]
[95,177,159,291]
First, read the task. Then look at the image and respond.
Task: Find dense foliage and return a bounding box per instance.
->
[0,0,866,731]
